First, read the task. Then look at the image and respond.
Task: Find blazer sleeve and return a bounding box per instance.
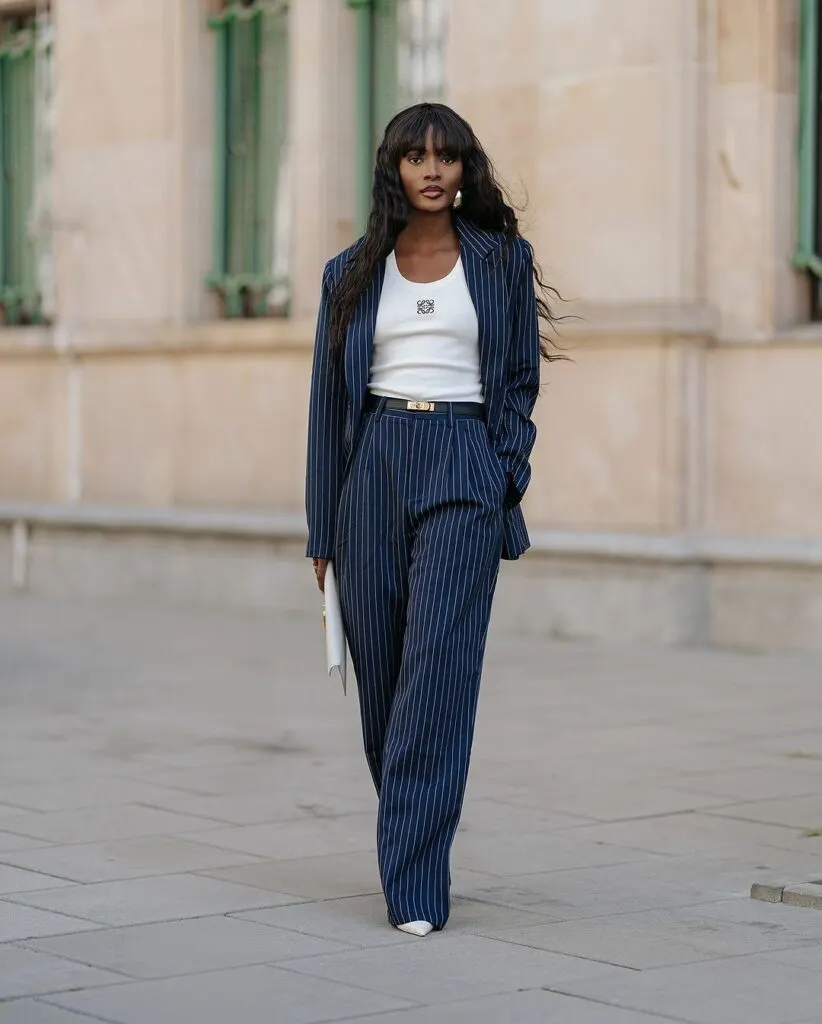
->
[305,265,347,559]
[495,240,541,509]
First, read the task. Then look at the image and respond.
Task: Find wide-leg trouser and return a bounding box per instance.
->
[335,400,505,929]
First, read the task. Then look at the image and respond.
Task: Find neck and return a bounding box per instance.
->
[398,209,457,250]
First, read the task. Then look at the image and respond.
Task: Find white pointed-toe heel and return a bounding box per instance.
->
[396,920,434,937]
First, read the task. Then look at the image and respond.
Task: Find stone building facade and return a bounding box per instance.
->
[1,0,819,650]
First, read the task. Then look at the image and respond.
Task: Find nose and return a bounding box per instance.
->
[423,154,441,180]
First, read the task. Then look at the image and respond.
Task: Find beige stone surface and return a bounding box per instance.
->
[450,0,698,306]
[707,0,804,337]
[707,347,822,537]
[0,0,820,624]
[527,344,676,531]
[76,352,311,512]
[53,0,174,325]
[79,358,177,506]
[174,353,310,511]
[0,360,67,502]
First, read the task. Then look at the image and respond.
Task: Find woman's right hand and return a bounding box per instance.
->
[313,558,329,592]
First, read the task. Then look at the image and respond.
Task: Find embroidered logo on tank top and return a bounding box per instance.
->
[417,299,435,315]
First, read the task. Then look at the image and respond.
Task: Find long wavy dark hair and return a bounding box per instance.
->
[329,102,566,361]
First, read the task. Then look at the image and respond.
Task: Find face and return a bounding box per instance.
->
[399,126,463,214]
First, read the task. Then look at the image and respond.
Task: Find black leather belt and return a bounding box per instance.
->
[365,394,484,419]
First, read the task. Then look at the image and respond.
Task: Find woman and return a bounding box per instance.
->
[306,103,560,936]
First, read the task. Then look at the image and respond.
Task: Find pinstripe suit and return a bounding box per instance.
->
[306,217,541,928]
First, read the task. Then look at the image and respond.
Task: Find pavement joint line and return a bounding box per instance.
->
[6,905,315,945]
[700,808,822,831]
[542,985,698,1023]
[313,1001,430,1024]
[269,959,428,1004]
[35,997,122,1024]
[313,986,642,1024]
[0,896,111,933]
[0,868,316,898]
[0,968,137,1003]
[132,800,374,826]
[448,895,780,926]
[543,808,739,829]
[22,940,369,989]
[0,898,309,938]
[460,930,644,971]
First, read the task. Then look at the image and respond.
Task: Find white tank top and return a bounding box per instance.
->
[368,250,483,403]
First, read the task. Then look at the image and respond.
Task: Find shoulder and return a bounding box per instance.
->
[508,236,534,270]
[322,238,367,289]
[501,236,535,293]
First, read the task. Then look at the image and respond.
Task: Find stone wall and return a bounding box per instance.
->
[1,0,820,649]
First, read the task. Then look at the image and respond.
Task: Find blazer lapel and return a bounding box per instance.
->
[345,258,386,446]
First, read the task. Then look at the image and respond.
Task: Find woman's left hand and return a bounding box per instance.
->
[313,558,329,592]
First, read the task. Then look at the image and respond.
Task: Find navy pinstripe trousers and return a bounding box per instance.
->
[335,399,505,929]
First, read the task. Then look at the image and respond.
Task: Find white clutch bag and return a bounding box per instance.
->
[323,562,348,695]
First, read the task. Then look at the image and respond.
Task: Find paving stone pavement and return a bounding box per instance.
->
[1,593,822,1024]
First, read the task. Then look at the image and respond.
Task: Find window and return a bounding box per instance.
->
[796,0,822,316]
[0,10,51,326]
[372,0,448,150]
[350,0,448,233]
[208,0,290,319]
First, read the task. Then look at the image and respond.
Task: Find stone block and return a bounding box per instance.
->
[750,881,785,903]
[782,882,822,911]
[323,988,681,1024]
[555,952,822,1024]
[203,850,382,901]
[0,865,72,896]
[48,964,411,1024]
[0,804,225,845]
[234,895,409,949]
[0,1000,104,1024]
[282,934,624,1005]
[0,360,66,502]
[707,347,822,538]
[1,836,265,884]
[0,901,100,944]
[528,346,674,532]
[0,945,122,1001]
[27,914,350,980]
[6,874,296,928]
[182,814,377,862]
[480,912,715,970]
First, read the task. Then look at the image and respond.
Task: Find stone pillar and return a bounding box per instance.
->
[51,0,177,328]
[290,0,356,319]
[705,0,805,339]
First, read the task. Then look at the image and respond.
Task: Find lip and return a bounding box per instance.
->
[420,187,445,198]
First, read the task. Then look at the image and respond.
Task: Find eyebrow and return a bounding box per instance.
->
[405,146,456,157]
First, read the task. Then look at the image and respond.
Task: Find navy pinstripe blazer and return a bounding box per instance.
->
[306,216,541,562]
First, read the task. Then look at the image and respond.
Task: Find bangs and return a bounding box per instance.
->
[384,103,475,162]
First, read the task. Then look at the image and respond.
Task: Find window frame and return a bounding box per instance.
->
[0,9,47,326]
[207,0,291,320]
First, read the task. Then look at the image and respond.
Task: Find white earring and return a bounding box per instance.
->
[453,189,463,209]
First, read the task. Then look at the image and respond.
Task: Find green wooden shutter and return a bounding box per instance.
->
[795,0,822,279]
[208,1,290,319]
[371,0,398,155]
[0,17,41,325]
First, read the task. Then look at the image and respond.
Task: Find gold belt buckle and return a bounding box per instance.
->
[407,400,435,412]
